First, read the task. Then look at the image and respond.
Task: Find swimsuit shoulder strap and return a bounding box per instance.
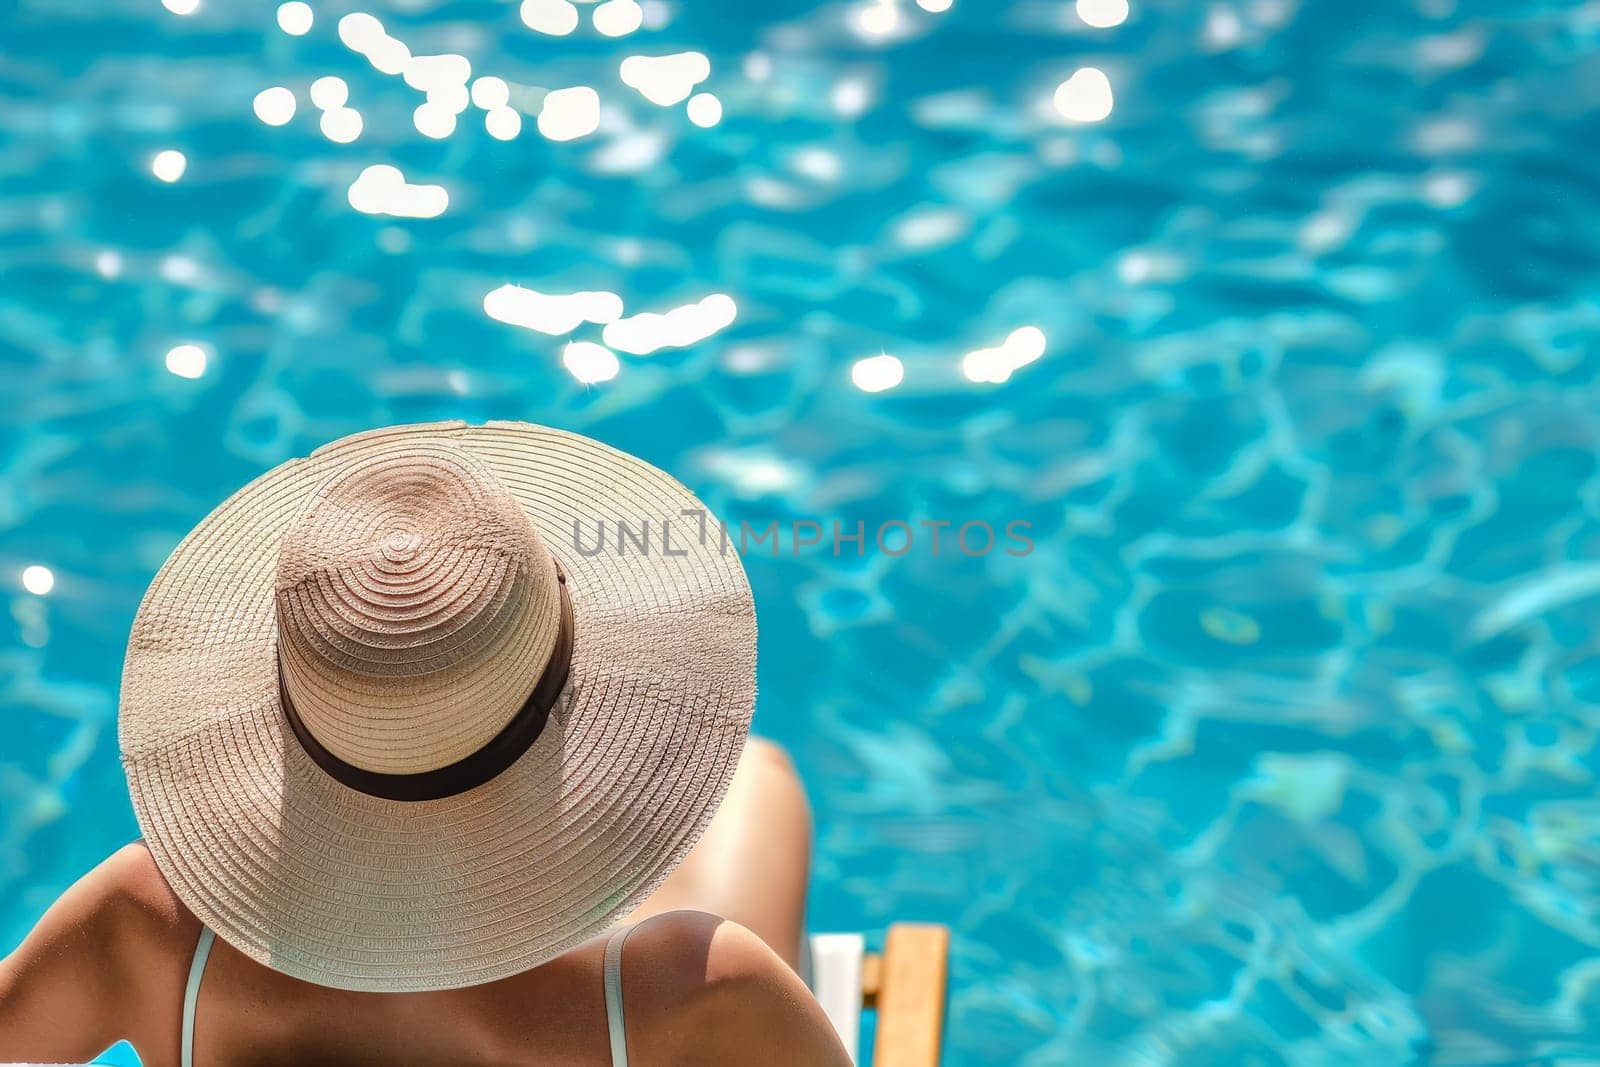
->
[181,926,216,1067]
[602,925,636,1067]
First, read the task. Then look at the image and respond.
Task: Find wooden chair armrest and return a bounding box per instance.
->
[863,923,949,1067]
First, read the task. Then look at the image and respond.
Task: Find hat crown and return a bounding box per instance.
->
[274,445,564,776]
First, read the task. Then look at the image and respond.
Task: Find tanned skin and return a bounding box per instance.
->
[0,739,849,1067]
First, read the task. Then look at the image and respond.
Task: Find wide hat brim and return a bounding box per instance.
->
[119,421,756,992]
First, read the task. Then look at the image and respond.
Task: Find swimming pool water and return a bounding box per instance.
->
[5,0,1600,1062]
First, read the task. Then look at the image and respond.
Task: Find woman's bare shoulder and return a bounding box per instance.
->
[84,845,205,1022]
[86,842,203,956]
[0,842,201,1063]
[100,842,192,915]
[619,911,852,1066]
[10,841,200,969]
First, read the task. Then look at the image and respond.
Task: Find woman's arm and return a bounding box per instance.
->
[0,843,196,1065]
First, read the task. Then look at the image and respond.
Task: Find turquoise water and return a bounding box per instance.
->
[5,0,1600,1062]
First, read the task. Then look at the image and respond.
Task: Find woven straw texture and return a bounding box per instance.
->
[119,421,756,992]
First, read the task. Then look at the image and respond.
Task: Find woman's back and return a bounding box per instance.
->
[187,910,615,1065]
[4,794,846,1066]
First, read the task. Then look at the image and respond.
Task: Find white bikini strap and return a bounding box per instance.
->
[603,925,636,1067]
[181,927,216,1067]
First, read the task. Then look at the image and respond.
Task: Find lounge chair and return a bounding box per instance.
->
[808,924,951,1066]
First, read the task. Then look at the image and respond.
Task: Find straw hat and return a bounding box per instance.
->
[118,421,755,992]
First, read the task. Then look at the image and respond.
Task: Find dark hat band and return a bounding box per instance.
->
[279,566,575,802]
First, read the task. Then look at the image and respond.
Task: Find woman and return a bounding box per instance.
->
[0,422,850,1066]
